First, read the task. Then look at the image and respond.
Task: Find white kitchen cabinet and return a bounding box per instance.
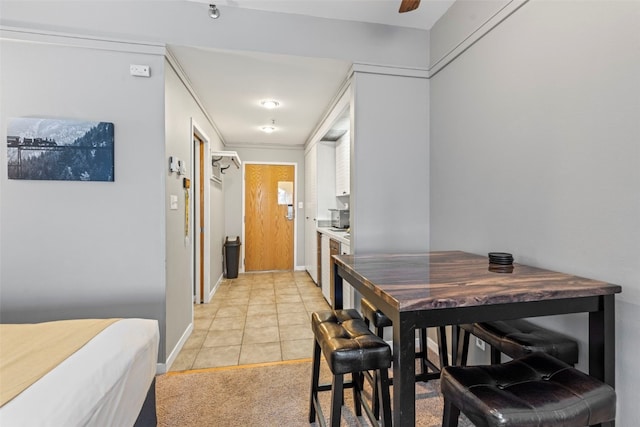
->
[335,132,350,196]
[340,242,356,310]
[304,142,336,284]
[304,87,350,284]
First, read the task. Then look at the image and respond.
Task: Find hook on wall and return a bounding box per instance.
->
[212,156,223,167]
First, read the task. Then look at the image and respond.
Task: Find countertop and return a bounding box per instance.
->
[317,227,350,246]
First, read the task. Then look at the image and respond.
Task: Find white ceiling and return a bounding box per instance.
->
[173,0,453,148]
[213,0,455,31]
[170,46,352,147]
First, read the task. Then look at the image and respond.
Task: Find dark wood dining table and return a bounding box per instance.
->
[332,251,621,427]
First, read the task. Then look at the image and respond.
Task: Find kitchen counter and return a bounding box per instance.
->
[317,227,350,246]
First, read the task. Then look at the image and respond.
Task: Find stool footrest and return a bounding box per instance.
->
[317,382,356,392]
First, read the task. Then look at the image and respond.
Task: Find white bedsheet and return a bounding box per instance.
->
[0,318,159,427]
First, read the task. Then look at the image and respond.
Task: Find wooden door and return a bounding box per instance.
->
[194,134,205,303]
[245,164,295,271]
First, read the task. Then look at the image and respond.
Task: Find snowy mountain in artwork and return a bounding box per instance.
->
[7,117,114,181]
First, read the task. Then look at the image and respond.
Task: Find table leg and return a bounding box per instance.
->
[451,325,459,366]
[589,294,615,427]
[333,263,343,310]
[393,314,416,426]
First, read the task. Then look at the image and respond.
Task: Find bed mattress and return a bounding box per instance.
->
[0,318,159,426]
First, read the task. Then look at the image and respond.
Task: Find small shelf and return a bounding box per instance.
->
[211,151,241,169]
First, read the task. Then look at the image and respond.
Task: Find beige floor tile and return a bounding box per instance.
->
[194,305,219,318]
[243,326,280,344]
[277,302,308,313]
[279,324,315,341]
[274,284,296,291]
[171,348,198,371]
[247,303,277,316]
[224,286,251,294]
[182,329,207,350]
[192,346,241,369]
[249,294,276,305]
[275,294,303,303]
[225,290,251,299]
[225,296,250,306]
[194,316,214,330]
[215,305,248,318]
[281,339,314,360]
[239,342,282,364]
[246,313,278,327]
[304,300,331,312]
[299,287,323,296]
[172,271,330,371]
[209,316,245,331]
[275,287,300,295]
[278,311,310,326]
[250,289,276,298]
[251,282,274,290]
[203,329,244,347]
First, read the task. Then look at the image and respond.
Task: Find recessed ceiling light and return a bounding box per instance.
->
[260,100,280,109]
[261,125,276,134]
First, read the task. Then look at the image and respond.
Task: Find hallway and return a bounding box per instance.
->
[170,271,329,371]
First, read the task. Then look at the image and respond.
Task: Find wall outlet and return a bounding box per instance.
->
[475,337,486,351]
[130,64,150,77]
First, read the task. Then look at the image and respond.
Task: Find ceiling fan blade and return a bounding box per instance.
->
[399,0,420,13]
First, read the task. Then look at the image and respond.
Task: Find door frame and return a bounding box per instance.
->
[242,161,298,272]
[190,118,211,304]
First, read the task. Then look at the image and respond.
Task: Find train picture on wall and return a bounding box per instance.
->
[7,117,114,181]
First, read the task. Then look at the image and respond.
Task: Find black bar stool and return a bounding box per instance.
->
[309,309,392,427]
[440,352,616,427]
[458,319,579,366]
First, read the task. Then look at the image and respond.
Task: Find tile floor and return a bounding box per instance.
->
[170,270,330,371]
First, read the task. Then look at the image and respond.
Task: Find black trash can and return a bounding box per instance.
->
[224,236,241,279]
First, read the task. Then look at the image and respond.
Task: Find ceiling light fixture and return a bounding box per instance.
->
[261,120,276,134]
[208,4,220,19]
[260,100,280,109]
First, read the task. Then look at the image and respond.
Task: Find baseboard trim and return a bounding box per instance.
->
[163,322,194,374]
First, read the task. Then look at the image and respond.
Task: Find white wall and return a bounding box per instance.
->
[351,70,430,253]
[0,1,429,69]
[224,146,305,270]
[164,60,225,362]
[0,38,168,354]
[430,1,640,423]
[0,1,431,368]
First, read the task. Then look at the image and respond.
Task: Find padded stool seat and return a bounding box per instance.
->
[361,298,393,329]
[309,309,392,427]
[441,352,617,427]
[460,319,579,365]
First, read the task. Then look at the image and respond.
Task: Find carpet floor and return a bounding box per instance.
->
[157,358,473,426]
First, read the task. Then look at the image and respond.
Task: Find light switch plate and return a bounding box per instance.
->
[170,195,178,210]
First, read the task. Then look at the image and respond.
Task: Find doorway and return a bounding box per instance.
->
[191,120,211,304]
[244,163,296,271]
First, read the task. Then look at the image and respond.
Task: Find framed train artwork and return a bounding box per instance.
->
[7,117,114,182]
